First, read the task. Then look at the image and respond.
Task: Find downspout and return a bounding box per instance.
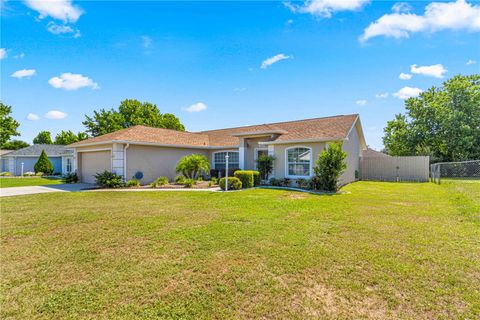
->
[123,143,130,182]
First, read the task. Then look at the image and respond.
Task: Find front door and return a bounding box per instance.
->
[254,148,268,169]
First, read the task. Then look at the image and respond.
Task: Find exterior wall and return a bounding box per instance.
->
[270,141,327,180]
[339,123,361,185]
[244,137,269,170]
[127,145,209,184]
[12,156,62,175]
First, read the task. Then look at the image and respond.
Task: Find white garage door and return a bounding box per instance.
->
[80,151,111,184]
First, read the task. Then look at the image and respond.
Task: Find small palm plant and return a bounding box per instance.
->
[175,154,210,180]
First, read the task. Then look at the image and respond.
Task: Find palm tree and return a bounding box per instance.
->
[175,154,210,179]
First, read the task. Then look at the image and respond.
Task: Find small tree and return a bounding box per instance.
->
[34,150,54,175]
[175,154,210,179]
[313,142,347,192]
[256,154,275,180]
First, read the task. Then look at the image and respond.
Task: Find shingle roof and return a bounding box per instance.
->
[5,144,73,156]
[69,114,359,148]
[361,148,390,158]
[0,150,13,157]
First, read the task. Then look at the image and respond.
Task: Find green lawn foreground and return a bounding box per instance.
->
[0,177,63,188]
[0,181,479,319]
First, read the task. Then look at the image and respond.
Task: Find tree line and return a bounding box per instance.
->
[0,99,185,149]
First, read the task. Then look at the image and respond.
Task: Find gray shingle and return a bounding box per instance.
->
[5,145,73,156]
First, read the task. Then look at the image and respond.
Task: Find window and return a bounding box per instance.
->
[214,151,239,170]
[286,147,311,177]
[66,158,72,173]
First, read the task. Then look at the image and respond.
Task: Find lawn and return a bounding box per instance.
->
[0,177,63,188]
[1,181,479,319]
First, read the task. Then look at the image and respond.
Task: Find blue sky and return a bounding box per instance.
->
[1,0,479,149]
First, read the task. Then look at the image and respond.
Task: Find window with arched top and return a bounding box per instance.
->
[285,147,312,178]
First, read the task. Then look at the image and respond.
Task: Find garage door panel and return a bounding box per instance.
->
[81,151,111,184]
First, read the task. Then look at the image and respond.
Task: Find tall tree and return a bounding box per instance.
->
[0,102,20,145]
[33,131,53,145]
[54,130,88,145]
[383,74,480,162]
[83,99,185,137]
[1,140,30,150]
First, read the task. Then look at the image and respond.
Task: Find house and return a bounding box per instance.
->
[2,145,74,176]
[361,148,390,158]
[0,150,13,172]
[69,114,367,184]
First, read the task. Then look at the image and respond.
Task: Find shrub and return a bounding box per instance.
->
[175,154,210,179]
[210,177,218,185]
[35,172,44,176]
[0,172,11,176]
[256,155,275,180]
[314,142,347,192]
[23,171,35,176]
[268,177,281,186]
[197,176,203,182]
[210,168,239,179]
[94,171,125,188]
[234,170,254,188]
[252,171,261,186]
[183,178,196,188]
[62,172,78,183]
[151,176,169,188]
[127,179,140,187]
[34,150,53,175]
[174,175,186,184]
[280,178,291,187]
[296,178,308,189]
[219,177,242,191]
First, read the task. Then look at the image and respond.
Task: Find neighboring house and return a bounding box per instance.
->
[69,114,367,184]
[2,145,74,176]
[361,148,391,158]
[0,150,13,172]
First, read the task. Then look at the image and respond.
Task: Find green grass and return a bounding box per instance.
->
[0,177,63,188]
[1,181,479,319]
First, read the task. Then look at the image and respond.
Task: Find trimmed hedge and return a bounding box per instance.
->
[234,170,260,188]
[234,170,254,188]
[219,177,242,191]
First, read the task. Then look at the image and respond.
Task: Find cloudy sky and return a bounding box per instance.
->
[1,0,479,149]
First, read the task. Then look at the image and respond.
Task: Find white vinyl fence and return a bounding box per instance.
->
[360,156,430,182]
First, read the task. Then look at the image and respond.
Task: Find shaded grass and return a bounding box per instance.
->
[0,177,63,188]
[1,181,479,319]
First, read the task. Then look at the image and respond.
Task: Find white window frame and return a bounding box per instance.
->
[66,158,72,173]
[253,147,268,170]
[284,146,313,179]
[212,150,240,170]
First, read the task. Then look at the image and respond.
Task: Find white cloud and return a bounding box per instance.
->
[27,113,40,121]
[393,86,423,99]
[11,69,36,79]
[261,53,291,69]
[14,53,25,59]
[356,99,367,106]
[142,35,152,49]
[360,0,480,42]
[48,73,99,90]
[392,2,412,13]
[185,102,207,113]
[24,0,83,23]
[47,22,80,38]
[466,59,477,65]
[0,48,6,60]
[375,92,389,98]
[287,0,370,18]
[410,64,447,78]
[399,72,412,80]
[44,110,68,120]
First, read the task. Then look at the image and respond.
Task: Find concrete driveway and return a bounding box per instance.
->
[0,183,92,197]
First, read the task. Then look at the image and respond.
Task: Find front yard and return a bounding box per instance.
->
[1,181,479,319]
[0,177,63,188]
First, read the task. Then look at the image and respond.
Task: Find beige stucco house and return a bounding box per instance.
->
[69,114,367,185]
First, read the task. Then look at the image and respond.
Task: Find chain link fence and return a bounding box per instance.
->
[430,160,480,184]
